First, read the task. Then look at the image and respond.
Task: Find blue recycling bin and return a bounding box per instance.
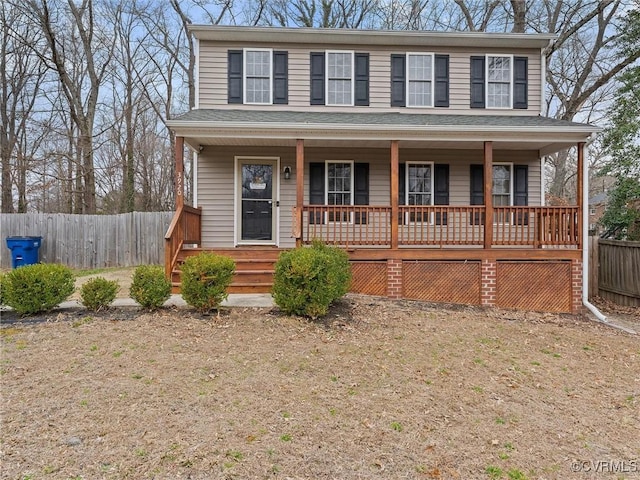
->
[6,236,42,268]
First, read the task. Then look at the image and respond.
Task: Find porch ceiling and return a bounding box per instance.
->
[167,109,600,156]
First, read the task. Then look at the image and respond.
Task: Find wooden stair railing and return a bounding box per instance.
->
[164,205,202,278]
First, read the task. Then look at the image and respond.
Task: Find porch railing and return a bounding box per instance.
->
[399,206,485,246]
[494,206,580,247]
[301,205,391,247]
[299,205,580,248]
[164,204,202,276]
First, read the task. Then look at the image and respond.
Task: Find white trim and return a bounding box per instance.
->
[540,155,546,206]
[242,47,273,105]
[406,52,435,108]
[193,150,198,207]
[194,38,200,109]
[540,49,546,116]
[234,156,280,246]
[485,54,514,109]
[190,25,557,50]
[325,160,355,223]
[325,50,355,107]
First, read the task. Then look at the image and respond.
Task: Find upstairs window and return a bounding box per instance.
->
[470,55,528,109]
[244,49,272,104]
[327,52,353,105]
[310,52,369,106]
[407,54,433,107]
[487,56,511,108]
[391,54,449,108]
[228,50,288,105]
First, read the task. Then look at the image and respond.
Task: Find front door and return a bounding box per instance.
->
[238,158,278,244]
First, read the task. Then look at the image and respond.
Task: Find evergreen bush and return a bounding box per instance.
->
[272,241,351,319]
[80,277,119,311]
[180,252,235,313]
[129,265,171,310]
[2,263,75,315]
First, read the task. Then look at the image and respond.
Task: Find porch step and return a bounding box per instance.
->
[171,248,282,294]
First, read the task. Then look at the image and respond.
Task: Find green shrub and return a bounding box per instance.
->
[80,277,119,312]
[2,263,75,315]
[129,265,171,310]
[272,241,351,319]
[180,253,235,313]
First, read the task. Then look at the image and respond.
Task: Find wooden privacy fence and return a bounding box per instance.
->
[1,212,173,270]
[589,237,640,307]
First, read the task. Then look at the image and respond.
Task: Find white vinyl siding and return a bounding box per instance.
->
[198,41,541,114]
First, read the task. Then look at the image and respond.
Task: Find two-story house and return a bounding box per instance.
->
[166,26,599,314]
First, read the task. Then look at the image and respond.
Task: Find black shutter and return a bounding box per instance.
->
[273,51,288,104]
[434,164,449,225]
[309,162,325,224]
[310,52,325,105]
[228,50,243,104]
[470,56,485,108]
[513,56,528,109]
[391,54,406,107]
[434,54,450,108]
[514,165,529,225]
[470,164,485,225]
[354,53,369,106]
[354,163,369,224]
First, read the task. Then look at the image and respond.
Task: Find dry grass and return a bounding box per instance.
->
[1,296,639,480]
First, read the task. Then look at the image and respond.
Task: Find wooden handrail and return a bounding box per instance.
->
[164,205,202,277]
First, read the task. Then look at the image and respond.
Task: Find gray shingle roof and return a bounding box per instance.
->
[172,109,595,130]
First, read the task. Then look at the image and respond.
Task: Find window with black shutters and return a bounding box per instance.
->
[309,161,369,224]
[310,52,369,106]
[227,49,288,105]
[470,55,528,109]
[391,53,449,108]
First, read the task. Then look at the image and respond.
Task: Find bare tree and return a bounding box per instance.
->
[264,0,377,28]
[21,0,116,213]
[537,0,640,199]
[1,3,46,212]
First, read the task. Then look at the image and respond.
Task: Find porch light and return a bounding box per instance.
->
[283,165,292,180]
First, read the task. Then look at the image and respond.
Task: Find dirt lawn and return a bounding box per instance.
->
[1,295,639,480]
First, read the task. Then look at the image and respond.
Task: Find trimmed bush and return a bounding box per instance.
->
[80,277,119,312]
[2,263,75,315]
[272,241,351,319]
[180,253,235,313]
[129,265,171,310]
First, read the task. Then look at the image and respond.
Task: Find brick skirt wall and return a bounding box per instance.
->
[349,257,582,314]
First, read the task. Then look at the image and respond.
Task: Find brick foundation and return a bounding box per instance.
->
[571,259,584,314]
[387,259,403,299]
[480,259,497,307]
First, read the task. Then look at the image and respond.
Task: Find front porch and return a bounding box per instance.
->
[165,201,582,313]
[165,115,591,314]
